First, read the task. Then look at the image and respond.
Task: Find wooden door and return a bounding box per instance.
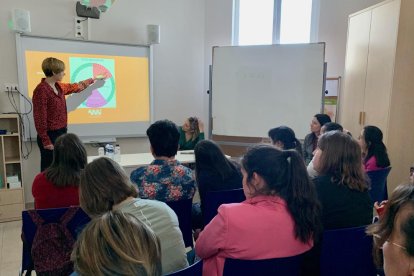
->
[339,10,372,137]
[363,0,400,142]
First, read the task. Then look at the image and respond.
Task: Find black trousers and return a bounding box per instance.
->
[37,127,67,172]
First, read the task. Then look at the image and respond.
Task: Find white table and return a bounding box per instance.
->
[87,150,196,170]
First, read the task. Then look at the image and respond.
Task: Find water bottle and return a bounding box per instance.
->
[98,147,105,157]
[105,144,114,160]
[114,144,121,163]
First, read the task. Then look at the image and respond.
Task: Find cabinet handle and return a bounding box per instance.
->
[361,112,366,126]
[359,112,362,125]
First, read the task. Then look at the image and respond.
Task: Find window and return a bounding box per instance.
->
[233,0,318,45]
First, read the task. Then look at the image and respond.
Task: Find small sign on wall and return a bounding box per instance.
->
[324,77,341,122]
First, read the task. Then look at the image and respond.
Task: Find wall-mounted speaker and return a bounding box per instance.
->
[147,24,160,44]
[12,9,31,33]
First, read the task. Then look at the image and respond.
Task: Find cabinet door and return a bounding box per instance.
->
[340,10,372,137]
[363,0,400,142]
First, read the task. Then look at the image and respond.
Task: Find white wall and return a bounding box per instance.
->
[1,0,384,204]
[0,0,205,203]
[318,0,383,77]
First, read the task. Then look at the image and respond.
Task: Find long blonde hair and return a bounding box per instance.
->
[72,211,162,276]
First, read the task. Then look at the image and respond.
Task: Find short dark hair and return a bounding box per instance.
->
[322,122,343,133]
[147,120,180,157]
[79,157,138,217]
[45,133,87,188]
[241,145,321,244]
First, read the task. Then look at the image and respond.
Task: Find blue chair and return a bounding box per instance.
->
[165,259,202,276]
[223,254,304,276]
[166,198,194,248]
[20,207,90,276]
[320,225,377,276]
[203,188,246,225]
[367,167,391,203]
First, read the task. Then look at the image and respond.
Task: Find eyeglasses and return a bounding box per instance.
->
[386,240,407,251]
[374,234,407,251]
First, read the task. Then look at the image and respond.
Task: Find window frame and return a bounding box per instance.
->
[232,0,320,45]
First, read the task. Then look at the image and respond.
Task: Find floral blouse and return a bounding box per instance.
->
[130,159,196,202]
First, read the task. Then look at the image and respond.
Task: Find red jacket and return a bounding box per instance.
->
[32,172,79,209]
[32,78,93,146]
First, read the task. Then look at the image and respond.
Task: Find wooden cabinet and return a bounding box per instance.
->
[0,115,25,222]
[340,0,414,192]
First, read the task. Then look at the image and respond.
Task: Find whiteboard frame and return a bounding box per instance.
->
[15,33,153,141]
[209,43,326,139]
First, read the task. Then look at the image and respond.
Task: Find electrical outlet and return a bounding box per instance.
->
[4,83,18,92]
[75,17,84,38]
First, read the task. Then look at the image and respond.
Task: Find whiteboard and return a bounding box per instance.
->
[211,43,325,139]
[16,34,152,141]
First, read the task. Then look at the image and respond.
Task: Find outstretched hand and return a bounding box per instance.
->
[94,74,108,80]
[91,79,105,89]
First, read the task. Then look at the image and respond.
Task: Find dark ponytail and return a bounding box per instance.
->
[242,145,321,243]
[282,150,321,243]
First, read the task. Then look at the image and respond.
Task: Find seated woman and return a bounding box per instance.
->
[178,116,204,150]
[303,114,331,165]
[193,140,242,227]
[79,157,188,275]
[72,211,162,276]
[367,183,414,276]
[32,133,86,209]
[313,131,373,229]
[302,131,373,274]
[268,126,303,156]
[195,145,321,276]
[359,125,390,171]
[307,122,344,179]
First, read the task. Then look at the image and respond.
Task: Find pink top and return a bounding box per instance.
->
[364,156,383,172]
[195,195,313,276]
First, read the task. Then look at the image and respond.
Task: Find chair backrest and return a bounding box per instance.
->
[203,188,246,225]
[320,225,377,276]
[165,259,202,276]
[367,167,391,203]
[21,207,91,274]
[166,198,194,248]
[223,254,303,276]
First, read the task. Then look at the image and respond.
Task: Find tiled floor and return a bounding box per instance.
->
[0,220,22,276]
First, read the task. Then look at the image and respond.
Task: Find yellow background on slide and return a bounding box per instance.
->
[25,51,150,124]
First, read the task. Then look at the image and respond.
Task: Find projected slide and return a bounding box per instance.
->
[70,58,116,108]
[25,51,150,125]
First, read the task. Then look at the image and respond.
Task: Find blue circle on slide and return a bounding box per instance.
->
[71,63,116,106]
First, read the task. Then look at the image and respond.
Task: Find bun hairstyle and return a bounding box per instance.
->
[268,126,303,156]
[241,145,321,243]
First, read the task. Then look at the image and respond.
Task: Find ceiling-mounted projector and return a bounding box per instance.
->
[76,1,100,19]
